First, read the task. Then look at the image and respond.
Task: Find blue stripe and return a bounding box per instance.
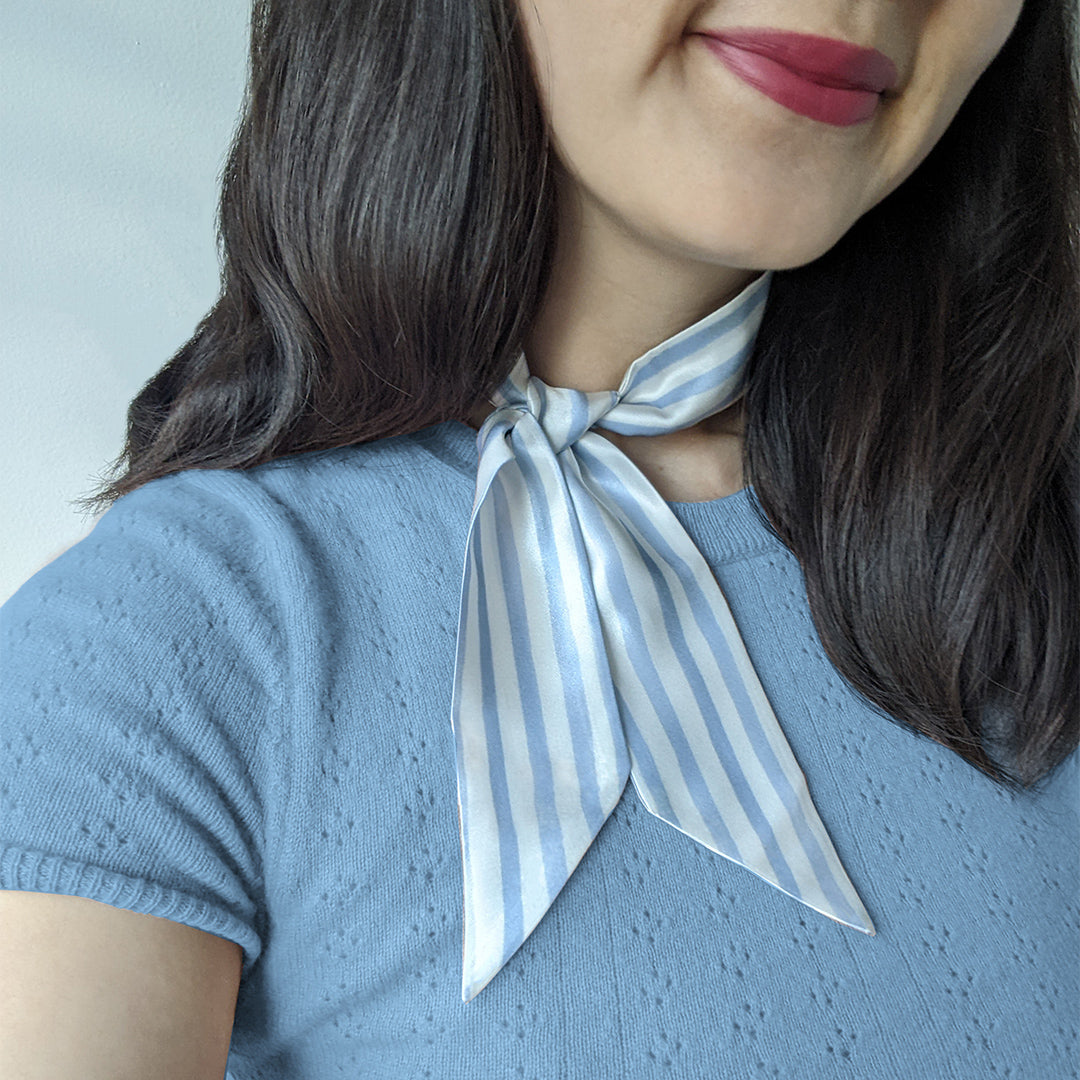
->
[623,280,769,396]
[453,550,475,871]
[614,496,860,919]
[575,441,861,918]
[509,420,612,837]
[584,458,805,887]
[471,512,523,960]
[489,475,568,906]
[607,351,754,436]
[563,462,802,895]
[611,680,677,824]
[568,390,588,454]
[648,341,754,408]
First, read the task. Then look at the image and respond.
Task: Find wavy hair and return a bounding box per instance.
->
[78,0,1079,786]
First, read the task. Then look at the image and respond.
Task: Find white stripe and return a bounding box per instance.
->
[659,528,845,909]
[457,528,504,989]
[586,447,847,911]
[513,432,625,842]
[594,446,837,891]
[621,271,772,398]
[576,462,777,875]
[477,479,547,938]
[495,460,585,929]
[558,449,636,802]
[631,333,752,408]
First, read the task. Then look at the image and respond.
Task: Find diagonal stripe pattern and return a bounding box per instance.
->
[450,269,874,1003]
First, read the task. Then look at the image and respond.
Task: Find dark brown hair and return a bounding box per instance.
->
[77,0,1079,786]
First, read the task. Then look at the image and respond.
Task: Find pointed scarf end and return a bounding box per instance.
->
[461,966,499,1003]
[819,904,876,937]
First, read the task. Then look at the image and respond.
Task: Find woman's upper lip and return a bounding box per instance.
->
[694,28,899,94]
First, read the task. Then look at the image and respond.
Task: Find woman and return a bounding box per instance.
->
[1,0,1076,1076]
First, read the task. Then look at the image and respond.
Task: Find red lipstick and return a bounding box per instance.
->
[696,28,899,127]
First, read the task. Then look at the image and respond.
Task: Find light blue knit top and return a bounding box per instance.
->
[1,419,1076,1079]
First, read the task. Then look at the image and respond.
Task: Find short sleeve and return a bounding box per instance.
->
[0,471,286,980]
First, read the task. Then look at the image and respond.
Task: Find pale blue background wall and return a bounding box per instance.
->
[1,3,251,603]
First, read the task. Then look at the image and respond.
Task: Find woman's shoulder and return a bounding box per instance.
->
[13,427,471,607]
[246,423,473,505]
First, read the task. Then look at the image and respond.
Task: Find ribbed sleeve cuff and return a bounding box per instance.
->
[0,843,263,978]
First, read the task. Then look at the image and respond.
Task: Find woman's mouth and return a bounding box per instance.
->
[695,28,899,127]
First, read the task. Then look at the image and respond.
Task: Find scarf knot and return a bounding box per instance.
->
[479,381,621,457]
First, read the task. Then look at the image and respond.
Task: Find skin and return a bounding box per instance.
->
[467,0,1025,501]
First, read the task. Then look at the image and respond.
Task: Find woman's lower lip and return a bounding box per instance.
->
[699,36,883,126]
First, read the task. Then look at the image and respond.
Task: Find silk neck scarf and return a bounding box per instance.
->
[450,269,873,1003]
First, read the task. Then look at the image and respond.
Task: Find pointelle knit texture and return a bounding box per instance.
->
[0,418,1076,1079]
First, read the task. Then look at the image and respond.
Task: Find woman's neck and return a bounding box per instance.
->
[521,181,759,393]
[465,181,759,502]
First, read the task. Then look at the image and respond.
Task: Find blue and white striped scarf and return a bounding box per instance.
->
[450,269,873,1002]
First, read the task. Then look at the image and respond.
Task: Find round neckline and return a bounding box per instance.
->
[435,419,748,506]
[413,419,784,564]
